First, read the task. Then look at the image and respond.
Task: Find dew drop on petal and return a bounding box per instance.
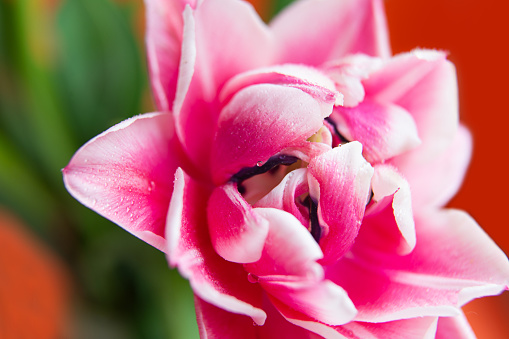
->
[247,273,259,283]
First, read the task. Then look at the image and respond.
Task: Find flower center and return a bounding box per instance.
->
[230,154,300,204]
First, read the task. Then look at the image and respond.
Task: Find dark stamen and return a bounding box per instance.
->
[230,154,299,185]
[305,196,322,243]
[325,117,349,144]
[366,188,374,205]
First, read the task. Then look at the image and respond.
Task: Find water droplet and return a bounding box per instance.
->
[247,273,259,283]
[256,161,263,167]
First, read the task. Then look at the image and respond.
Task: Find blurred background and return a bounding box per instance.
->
[0,0,507,338]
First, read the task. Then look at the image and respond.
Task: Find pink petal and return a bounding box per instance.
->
[307,142,374,265]
[245,208,356,327]
[335,317,439,339]
[255,168,310,227]
[330,100,421,163]
[195,294,320,339]
[258,294,323,339]
[192,0,274,100]
[394,125,472,210]
[166,168,266,325]
[174,0,274,169]
[207,183,269,263]
[275,298,438,339]
[145,0,190,111]
[194,296,258,339]
[361,164,416,255]
[220,64,340,107]
[271,0,391,66]
[245,207,323,278]
[435,313,476,339]
[322,54,384,107]
[364,50,459,166]
[63,113,189,251]
[263,279,357,326]
[327,209,509,322]
[211,83,335,184]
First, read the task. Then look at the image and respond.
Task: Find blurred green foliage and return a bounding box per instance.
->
[0,0,293,337]
[0,0,198,337]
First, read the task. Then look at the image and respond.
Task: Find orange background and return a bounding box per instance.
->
[385,0,509,337]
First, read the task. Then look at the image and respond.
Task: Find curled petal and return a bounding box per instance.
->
[364,50,459,166]
[211,83,335,184]
[271,0,391,65]
[63,113,188,251]
[362,164,416,255]
[220,64,340,107]
[245,208,323,278]
[264,280,357,327]
[307,142,374,265]
[166,169,266,325]
[207,183,269,263]
[331,101,421,163]
[255,168,310,227]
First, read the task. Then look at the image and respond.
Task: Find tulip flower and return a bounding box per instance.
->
[63,0,509,337]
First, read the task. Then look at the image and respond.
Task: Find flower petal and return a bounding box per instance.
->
[255,168,310,227]
[307,142,374,265]
[207,183,269,263]
[275,297,439,339]
[242,208,357,327]
[263,279,357,327]
[195,294,320,339]
[211,83,335,184]
[145,0,191,111]
[335,317,438,339]
[395,125,472,210]
[271,0,391,65]
[166,168,266,325]
[173,0,274,170]
[364,50,459,166]
[436,312,476,339]
[194,296,258,339]
[245,207,323,278]
[63,113,188,251]
[220,64,339,107]
[327,209,509,322]
[331,100,421,163]
[361,164,416,255]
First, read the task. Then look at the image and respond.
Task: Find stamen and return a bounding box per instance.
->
[308,197,322,243]
[230,154,299,185]
[366,187,374,206]
[302,195,321,243]
[325,117,349,144]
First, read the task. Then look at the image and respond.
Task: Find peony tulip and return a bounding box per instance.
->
[63,0,509,337]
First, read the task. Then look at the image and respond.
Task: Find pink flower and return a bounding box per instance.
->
[63,0,509,337]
